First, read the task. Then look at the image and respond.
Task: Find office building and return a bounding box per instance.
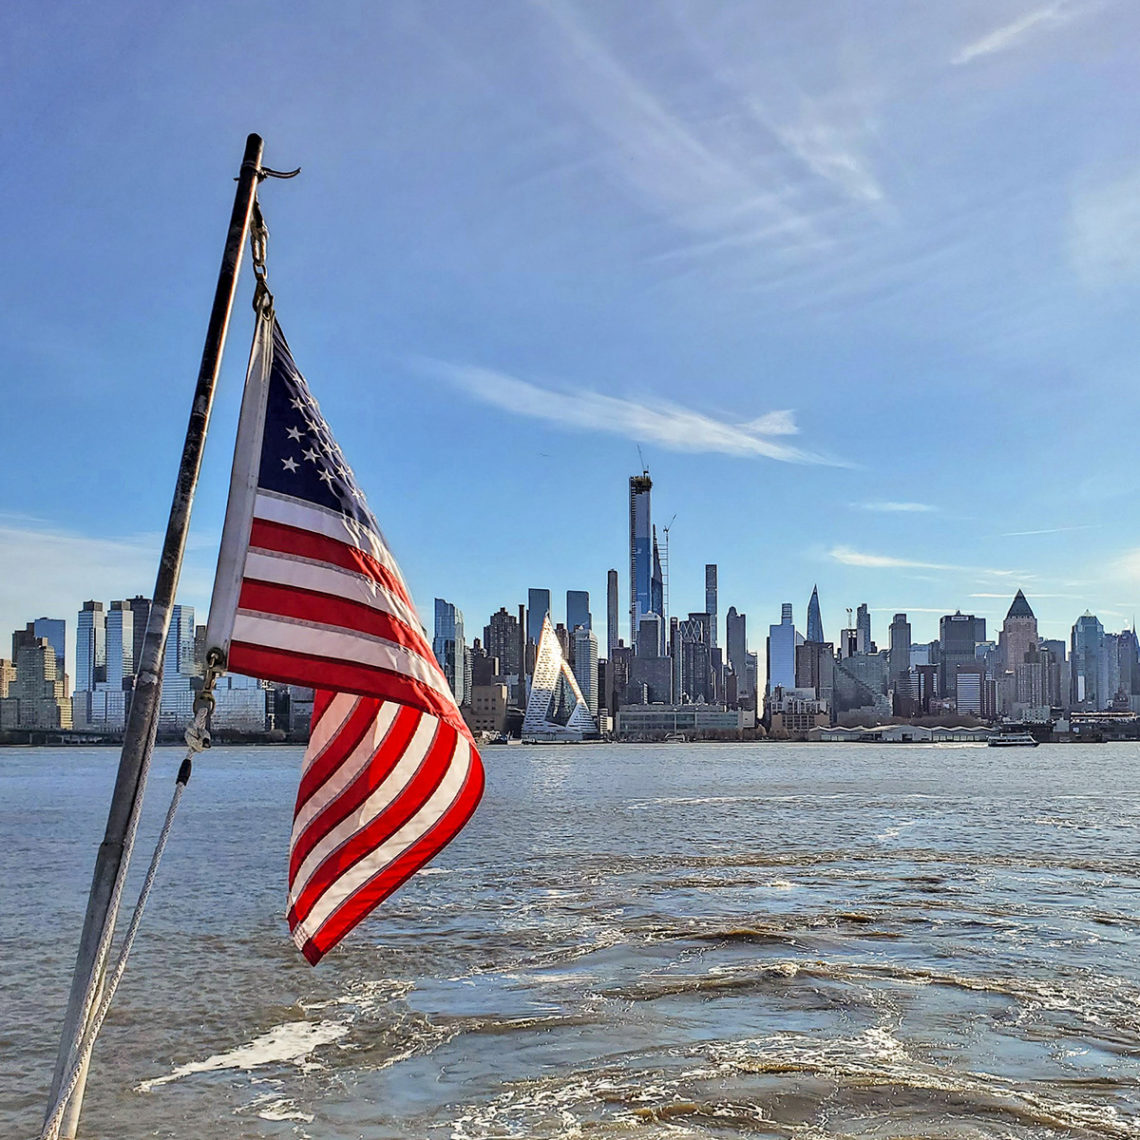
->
[888,613,911,682]
[856,603,871,654]
[726,607,749,697]
[76,601,106,692]
[32,618,66,674]
[526,588,551,647]
[806,586,824,643]
[606,569,619,659]
[433,597,467,705]
[572,625,599,716]
[766,603,799,695]
[105,601,135,691]
[999,589,1038,671]
[567,590,591,634]
[629,471,655,644]
[0,635,71,730]
[939,612,985,699]
[1071,611,1105,709]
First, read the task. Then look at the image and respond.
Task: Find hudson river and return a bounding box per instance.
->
[3,742,1138,1138]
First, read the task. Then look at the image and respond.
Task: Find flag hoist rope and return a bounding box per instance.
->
[39,676,218,1140]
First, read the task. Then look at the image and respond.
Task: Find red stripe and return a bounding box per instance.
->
[311,689,337,726]
[248,518,415,613]
[295,696,381,815]
[292,754,484,963]
[227,642,472,740]
[238,579,437,669]
[290,704,423,878]
[290,720,459,926]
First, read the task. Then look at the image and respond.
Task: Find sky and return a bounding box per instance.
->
[4,0,1140,683]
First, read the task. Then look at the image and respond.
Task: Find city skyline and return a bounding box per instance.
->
[4,4,1140,677]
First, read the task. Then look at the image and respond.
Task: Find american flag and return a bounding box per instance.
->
[206,315,484,965]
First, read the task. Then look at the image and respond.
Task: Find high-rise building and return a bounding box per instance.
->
[939,612,985,699]
[1071,611,1105,709]
[629,471,654,645]
[158,604,198,730]
[32,618,66,675]
[76,601,106,693]
[433,598,467,705]
[484,607,521,680]
[527,588,551,647]
[672,613,712,704]
[888,613,911,682]
[165,604,196,676]
[572,626,599,716]
[105,602,135,691]
[999,589,1038,671]
[806,586,824,643]
[705,565,718,648]
[766,603,799,695]
[125,595,152,672]
[856,603,871,654]
[0,636,71,730]
[606,569,619,660]
[566,590,591,634]
[726,607,749,697]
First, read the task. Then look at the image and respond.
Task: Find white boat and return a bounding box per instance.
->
[987,732,1039,747]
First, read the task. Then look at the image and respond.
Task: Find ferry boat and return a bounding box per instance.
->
[987,732,1039,747]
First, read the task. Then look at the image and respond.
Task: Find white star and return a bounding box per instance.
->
[351,484,365,500]
[318,468,334,486]
[289,396,305,411]
[281,457,299,473]
[302,447,320,463]
[286,426,303,441]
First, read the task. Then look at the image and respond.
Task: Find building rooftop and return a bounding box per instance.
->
[1006,589,1035,620]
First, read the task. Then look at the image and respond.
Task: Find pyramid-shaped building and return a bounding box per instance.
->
[521,615,597,742]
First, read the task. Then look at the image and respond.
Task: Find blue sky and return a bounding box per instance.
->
[4,0,1140,680]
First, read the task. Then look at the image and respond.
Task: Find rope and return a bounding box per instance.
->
[39,691,215,1140]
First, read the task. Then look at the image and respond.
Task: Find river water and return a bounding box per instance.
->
[3,742,1138,1139]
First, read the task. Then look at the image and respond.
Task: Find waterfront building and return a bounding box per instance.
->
[464,683,509,736]
[888,613,911,682]
[795,640,835,706]
[125,595,152,671]
[484,607,521,685]
[526,588,551,648]
[615,703,747,740]
[629,471,653,644]
[566,590,591,635]
[606,569,619,660]
[607,643,632,715]
[159,604,198,731]
[433,597,467,705]
[105,601,135,691]
[939,612,985,700]
[705,564,718,648]
[999,590,1038,671]
[211,673,268,733]
[521,615,596,741]
[76,600,106,693]
[1071,611,1106,709]
[766,603,799,695]
[672,613,712,704]
[806,586,824,643]
[572,625,599,716]
[0,635,72,730]
[726,607,749,697]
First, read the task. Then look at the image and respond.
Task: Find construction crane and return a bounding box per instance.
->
[661,514,677,626]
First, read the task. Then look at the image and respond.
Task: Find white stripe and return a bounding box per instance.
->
[291,701,400,841]
[294,739,473,940]
[300,694,360,776]
[231,613,455,704]
[252,491,405,583]
[290,714,440,892]
[242,550,428,656]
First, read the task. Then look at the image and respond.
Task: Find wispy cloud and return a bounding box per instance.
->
[430,361,846,464]
[952,2,1077,65]
[854,500,937,513]
[829,545,1022,577]
[1000,524,1095,537]
[1070,164,1140,288]
[1108,548,1140,581]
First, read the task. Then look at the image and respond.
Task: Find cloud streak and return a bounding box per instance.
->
[430,361,845,464]
[854,500,937,513]
[952,2,1076,65]
[828,545,1022,577]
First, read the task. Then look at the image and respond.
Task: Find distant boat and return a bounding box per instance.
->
[987,732,1039,747]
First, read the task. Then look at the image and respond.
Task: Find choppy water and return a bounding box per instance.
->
[3,742,1139,1139]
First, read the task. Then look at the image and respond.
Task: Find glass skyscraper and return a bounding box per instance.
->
[433,597,467,705]
[629,472,653,645]
[566,590,591,634]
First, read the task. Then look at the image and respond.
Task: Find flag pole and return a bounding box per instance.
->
[46,132,265,1140]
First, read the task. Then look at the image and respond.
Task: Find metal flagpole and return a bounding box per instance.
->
[45,133,265,1140]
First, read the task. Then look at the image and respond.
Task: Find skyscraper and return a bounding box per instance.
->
[888,613,911,681]
[126,595,152,672]
[999,589,1038,671]
[527,588,551,647]
[629,471,653,645]
[32,617,66,675]
[1071,611,1105,709]
[606,569,619,659]
[726,606,749,697]
[572,625,599,716]
[856,603,871,654]
[705,564,718,648]
[566,590,591,634]
[433,598,467,705]
[105,602,135,691]
[767,603,798,694]
[484,607,521,680]
[76,601,106,692]
[939,612,985,699]
[806,586,824,643]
